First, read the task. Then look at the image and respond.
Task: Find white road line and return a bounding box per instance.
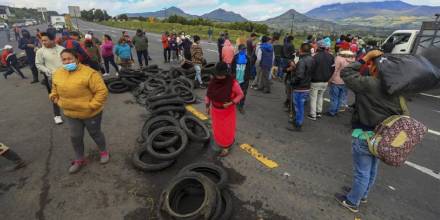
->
[420,93,440,99]
[404,161,440,180]
[428,129,440,136]
[206,49,218,53]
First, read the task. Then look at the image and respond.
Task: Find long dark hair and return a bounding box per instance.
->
[61,49,79,60]
[104,34,112,41]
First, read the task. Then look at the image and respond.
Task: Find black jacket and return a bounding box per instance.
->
[341,61,407,130]
[283,43,295,59]
[311,50,335,82]
[291,53,313,90]
[231,53,252,82]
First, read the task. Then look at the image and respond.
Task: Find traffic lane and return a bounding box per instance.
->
[191,81,439,219]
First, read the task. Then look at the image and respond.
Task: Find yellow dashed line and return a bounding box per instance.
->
[185,105,209,121]
[240,144,279,169]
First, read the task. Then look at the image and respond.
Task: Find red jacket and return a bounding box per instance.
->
[161,35,169,49]
[1,50,10,66]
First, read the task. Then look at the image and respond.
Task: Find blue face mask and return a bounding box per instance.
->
[63,63,77,71]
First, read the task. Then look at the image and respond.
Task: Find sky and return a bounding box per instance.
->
[2,0,440,21]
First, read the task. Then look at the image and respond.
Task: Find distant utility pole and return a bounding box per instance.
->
[290,14,295,35]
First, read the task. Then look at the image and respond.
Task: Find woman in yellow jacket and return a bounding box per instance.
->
[50,49,109,174]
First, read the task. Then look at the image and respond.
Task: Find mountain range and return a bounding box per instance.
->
[124,1,440,31]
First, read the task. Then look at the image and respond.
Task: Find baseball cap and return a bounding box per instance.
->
[4,45,13,50]
[85,34,92,40]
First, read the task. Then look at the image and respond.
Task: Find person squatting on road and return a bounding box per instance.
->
[255,36,275,93]
[1,45,27,79]
[0,143,26,171]
[132,29,149,68]
[49,49,109,174]
[231,44,252,114]
[35,31,65,125]
[100,34,120,77]
[191,35,206,89]
[308,40,335,121]
[206,62,244,157]
[334,50,409,213]
[287,43,313,132]
[18,29,40,84]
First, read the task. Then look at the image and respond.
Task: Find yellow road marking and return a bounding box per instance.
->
[185,105,209,121]
[240,144,279,169]
[355,217,361,220]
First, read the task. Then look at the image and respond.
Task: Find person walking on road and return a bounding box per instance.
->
[87,31,102,46]
[191,35,205,89]
[115,37,133,69]
[286,43,313,132]
[256,36,274,93]
[231,44,252,114]
[132,29,149,68]
[14,26,21,41]
[206,62,244,157]
[335,50,408,213]
[217,33,225,62]
[35,32,65,125]
[1,45,27,79]
[161,32,170,63]
[308,40,335,120]
[101,34,120,76]
[221,39,235,71]
[50,49,109,174]
[18,29,40,84]
[0,143,26,171]
[326,50,355,117]
[208,27,213,42]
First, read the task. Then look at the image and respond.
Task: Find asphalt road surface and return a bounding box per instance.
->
[0,20,439,220]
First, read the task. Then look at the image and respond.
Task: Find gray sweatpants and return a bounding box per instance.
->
[65,112,107,160]
[258,68,271,93]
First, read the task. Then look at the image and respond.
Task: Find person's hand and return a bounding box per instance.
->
[50,96,59,104]
[362,50,383,62]
[223,102,233,108]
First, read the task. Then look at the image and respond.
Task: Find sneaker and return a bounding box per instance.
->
[342,186,368,204]
[199,84,206,89]
[100,151,110,164]
[335,193,359,213]
[307,114,317,121]
[102,73,110,77]
[316,113,322,118]
[4,160,26,172]
[54,116,63,125]
[69,160,85,174]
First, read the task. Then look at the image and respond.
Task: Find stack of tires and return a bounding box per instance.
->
[132,115,211,172]
[157,163,233,220]
[105,68,151,94]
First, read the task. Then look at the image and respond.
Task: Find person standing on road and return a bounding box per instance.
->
[217,33,225,62]
[326,50,355,117]
[87,31,102,46]
[246,33,258,81]
[62,31,91,66]
[1,45,27,79]
[18,29,40,84]
[0,143,26,171]
[169,33,178,63]
[115,37,133,69]
[221,39,235,71]
[308,41,335,121]
[83,34,103,72]
[286,43,313,132]
[207,27,213,42]
[272,33,285,80]
[206,62,244,157]
[50,49,109,174]
[191,35,205,89]
[231,44,252,114]
[35,32,65,125]
[256,36,274,93]
[182,35,192,61]
[335,50,407,213]
[101,34,120,77]
[161,32,170,63]
[14,26,21,41]
[132,29,149,68]
[5,25,11,42]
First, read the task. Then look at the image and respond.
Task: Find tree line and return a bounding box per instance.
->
[81,9,111,22]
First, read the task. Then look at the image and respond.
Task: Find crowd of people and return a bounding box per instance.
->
[2,26,412,215]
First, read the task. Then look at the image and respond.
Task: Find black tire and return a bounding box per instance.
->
[159,172,218,219]
[172,85,196,104]
[170,77,195,90]
[107,80,130,93]
[178,162,228,189]
[179,115,211,143]
[153,135,179,150]
[146,93,178,103]
[132,148,175,172]
[141,116,180,141]
[149,98,185,110]
[121,77,139,88]
[216,189,233,220]
[203,62,216,69]
[151,106,186,116]
[146,126,188,160]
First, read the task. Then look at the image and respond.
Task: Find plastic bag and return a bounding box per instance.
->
[376,54,440,95]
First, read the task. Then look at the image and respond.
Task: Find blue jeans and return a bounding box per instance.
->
[292,91,309,126]
[347,137,379,206]
[277,58,287,78]
[328,84,347,115]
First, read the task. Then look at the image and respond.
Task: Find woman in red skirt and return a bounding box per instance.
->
[206,62,244,157]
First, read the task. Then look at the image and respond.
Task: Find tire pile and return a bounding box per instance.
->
[157,163,233,220]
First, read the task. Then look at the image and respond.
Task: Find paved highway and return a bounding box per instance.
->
[0,20,439,220]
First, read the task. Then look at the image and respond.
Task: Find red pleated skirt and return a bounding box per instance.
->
[211,104,236,148]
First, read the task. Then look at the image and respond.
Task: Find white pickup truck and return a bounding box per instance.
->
[382,14,439,55]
